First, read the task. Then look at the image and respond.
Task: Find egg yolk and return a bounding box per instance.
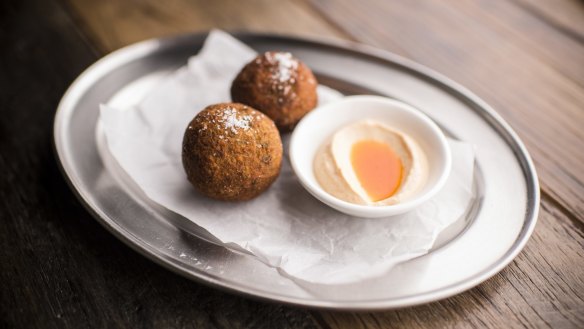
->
[350,140,403,202]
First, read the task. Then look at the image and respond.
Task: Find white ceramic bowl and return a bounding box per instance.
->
[289,95,451,218]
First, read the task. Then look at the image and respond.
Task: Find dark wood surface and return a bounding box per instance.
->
[1,0,583,328]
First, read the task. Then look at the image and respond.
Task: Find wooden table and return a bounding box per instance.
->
[2,0,583,327]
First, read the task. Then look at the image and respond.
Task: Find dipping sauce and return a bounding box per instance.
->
[313,120,427,206]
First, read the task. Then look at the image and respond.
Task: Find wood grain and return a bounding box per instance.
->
[304,0,584,326]
[0,1,321,328]
[316,195,584,328]
[514,0,584,42]
[479,0,584,87]
[310,0,584,224]
[63,0,350,53]
[4,0,583,328]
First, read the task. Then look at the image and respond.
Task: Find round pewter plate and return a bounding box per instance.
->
[53,32,539,310]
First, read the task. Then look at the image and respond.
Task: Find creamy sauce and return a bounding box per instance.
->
[313,120,428,206]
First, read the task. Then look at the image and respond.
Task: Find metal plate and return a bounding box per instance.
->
[53,32,539,310]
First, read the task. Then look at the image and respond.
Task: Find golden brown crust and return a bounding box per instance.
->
[231,51,318,131]
[182,103,283,201]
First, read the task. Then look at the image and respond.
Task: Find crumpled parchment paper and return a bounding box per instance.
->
[99,30,475,285]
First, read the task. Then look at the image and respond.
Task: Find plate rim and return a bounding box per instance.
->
[53,31,540,310]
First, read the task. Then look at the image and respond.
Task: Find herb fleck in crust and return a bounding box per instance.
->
[182,103,283,201]
[231,52,318,131]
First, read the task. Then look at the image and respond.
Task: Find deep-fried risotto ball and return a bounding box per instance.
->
[231,51,318,131]
[182,103,283,201]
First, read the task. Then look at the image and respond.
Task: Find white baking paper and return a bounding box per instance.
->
[99,30,475,285]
